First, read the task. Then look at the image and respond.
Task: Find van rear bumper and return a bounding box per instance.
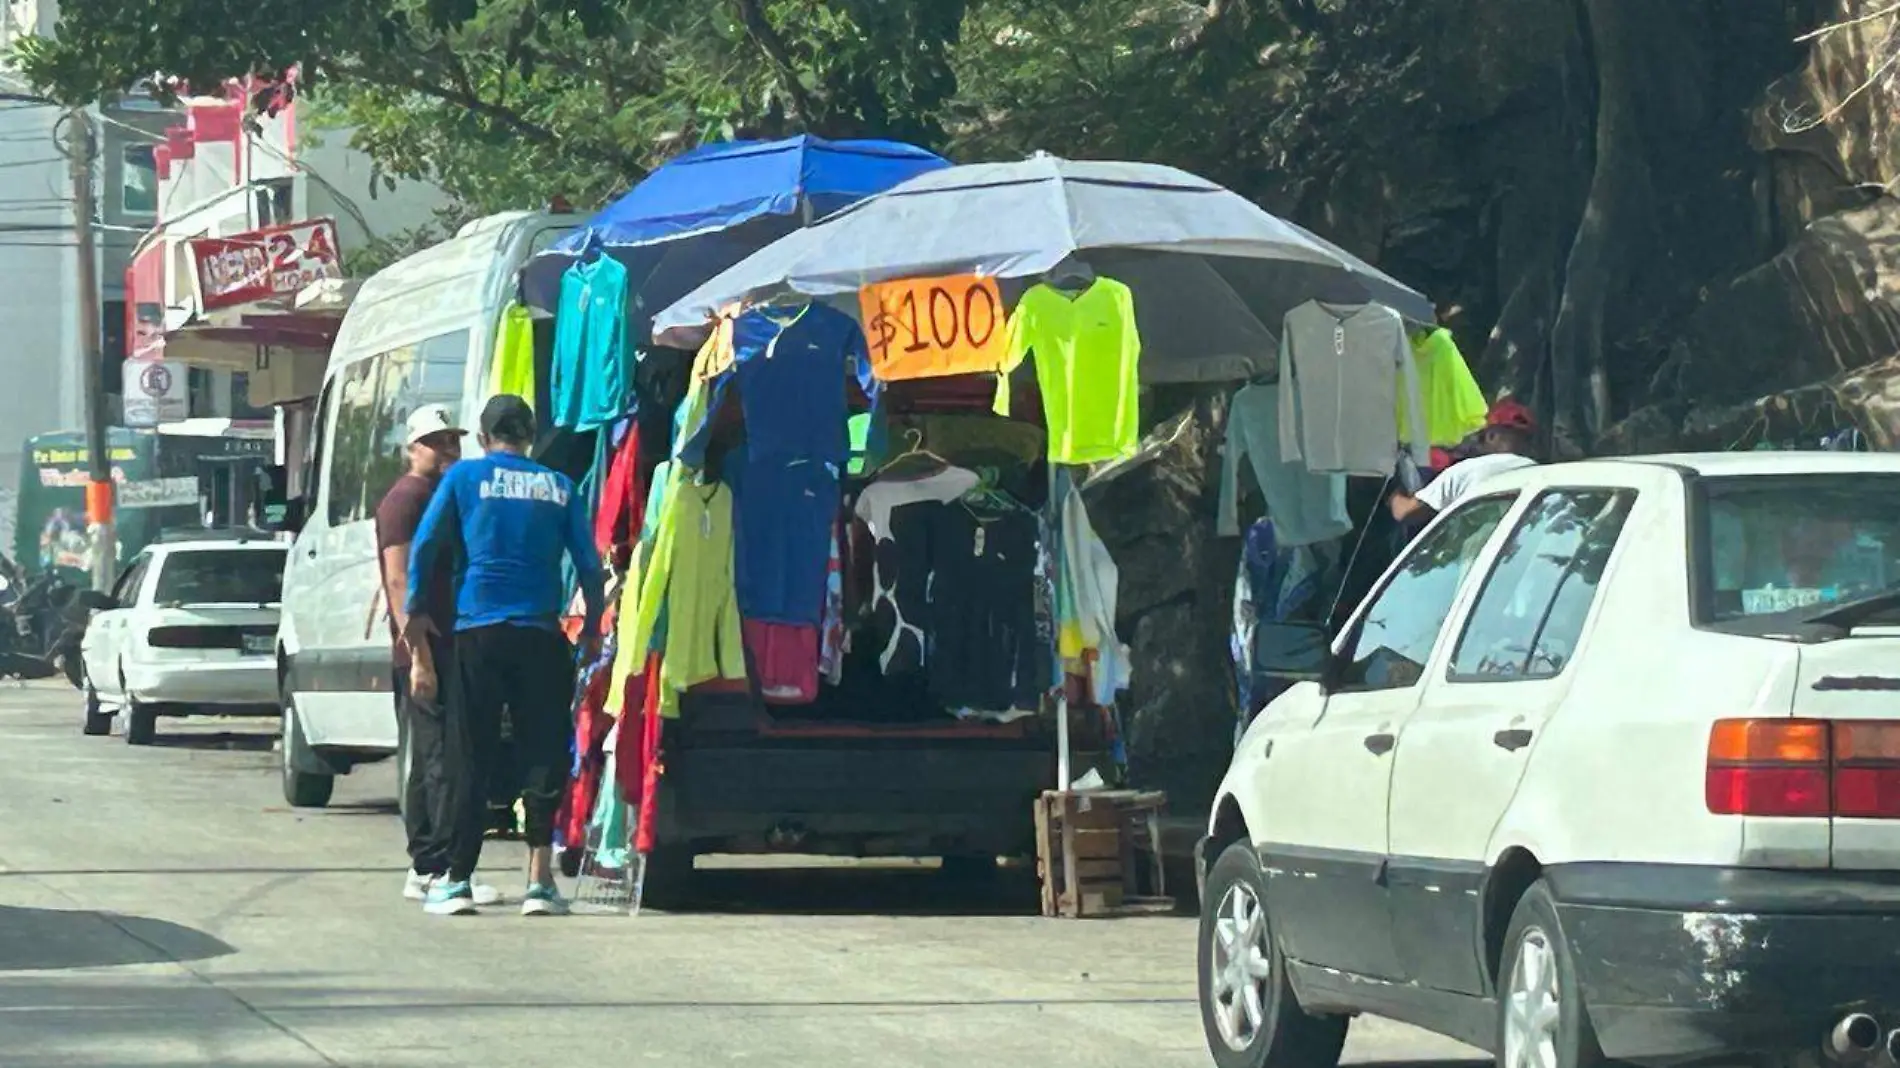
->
[1547,863,1900,1065]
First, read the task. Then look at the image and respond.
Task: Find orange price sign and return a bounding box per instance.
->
[857,273,1007,382]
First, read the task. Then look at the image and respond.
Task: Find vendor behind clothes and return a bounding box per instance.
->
[1389,399,1540,523]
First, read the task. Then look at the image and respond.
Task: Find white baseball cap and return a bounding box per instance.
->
[404,403,467,447]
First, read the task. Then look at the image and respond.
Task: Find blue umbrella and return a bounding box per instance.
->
[519,134,951,328]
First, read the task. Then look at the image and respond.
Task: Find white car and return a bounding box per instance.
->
[1197,452,1900,1068]
[80,536,287,746]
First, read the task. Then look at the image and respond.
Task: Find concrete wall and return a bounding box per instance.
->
[296,129,450,257]
[0,0,78,500]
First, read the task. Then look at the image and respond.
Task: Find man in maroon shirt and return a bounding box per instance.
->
[375,403,498,905]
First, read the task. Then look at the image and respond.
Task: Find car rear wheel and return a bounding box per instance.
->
[123,699,157,746]
[280,692,335,808]
[1497,880,1604,1068]
[81,678,111,736]
[1199,839,1348,1068]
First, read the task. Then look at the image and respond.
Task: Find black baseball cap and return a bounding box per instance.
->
[479,393,536,440]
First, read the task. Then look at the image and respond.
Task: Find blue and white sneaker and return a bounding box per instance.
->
[520,882,570,917]
[406,870,503,905]
[424,879,479,916]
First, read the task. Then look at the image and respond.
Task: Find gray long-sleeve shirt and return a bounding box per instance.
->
[1277,301,1428,476]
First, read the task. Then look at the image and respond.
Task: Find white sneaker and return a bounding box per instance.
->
[402,870,438,901]
[406,870,500,905]
[520,882,570,916]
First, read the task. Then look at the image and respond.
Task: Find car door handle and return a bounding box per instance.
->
[1493,729,1534,752]
[1363,732,1396,756]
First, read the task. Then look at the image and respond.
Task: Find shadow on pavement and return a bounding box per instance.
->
[0,905,235,971]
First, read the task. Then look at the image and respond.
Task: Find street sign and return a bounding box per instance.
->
[122,356,188,427]
[118,476,201,510]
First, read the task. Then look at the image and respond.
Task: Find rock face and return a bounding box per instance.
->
[1110,0,1900,813]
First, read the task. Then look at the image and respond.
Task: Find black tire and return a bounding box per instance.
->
[123,700,157,746]
[82,680,111,736]
[637,847,698,912]
[279,693,335,808]
[1198,840,1348,1068]
[1496,880,1604,1068]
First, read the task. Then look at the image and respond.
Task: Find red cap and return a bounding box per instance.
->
[1486,399,1536,433]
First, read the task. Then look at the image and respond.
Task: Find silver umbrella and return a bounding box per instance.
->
[650,154,1433,383]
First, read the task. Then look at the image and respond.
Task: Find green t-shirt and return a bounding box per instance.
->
[993,278,1140,464]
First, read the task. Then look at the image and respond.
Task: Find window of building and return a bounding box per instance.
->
[122,144,158,217]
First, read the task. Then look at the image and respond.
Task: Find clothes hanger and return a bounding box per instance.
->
[1044,256,1095,295]
[878,427,952,475]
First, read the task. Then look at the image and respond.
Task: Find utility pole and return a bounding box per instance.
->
[65,107,113,592]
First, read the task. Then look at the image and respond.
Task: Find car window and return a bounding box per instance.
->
[1698,474,1900,622]
[324,331,469,527]
[326,359,379,526]
[111,555,150,604]
[151,550,287,606]
[1334,495,1517,692]
[1448,490,1636,682]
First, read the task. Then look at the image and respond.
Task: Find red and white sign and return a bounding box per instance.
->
[122,356,188,427]
[190,219,342,311]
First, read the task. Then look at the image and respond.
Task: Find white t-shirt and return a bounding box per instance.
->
[854,466,979,540]
[1417,453,1537,513]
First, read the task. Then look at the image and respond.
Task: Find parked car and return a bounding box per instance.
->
[1197,451,1900,1068]
[79,537,287,745]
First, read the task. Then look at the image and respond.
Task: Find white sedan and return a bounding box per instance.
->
[80,537,287,745]
[1198,451,1900,1068]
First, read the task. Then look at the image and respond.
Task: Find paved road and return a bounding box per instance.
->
[0,680,1485,1068]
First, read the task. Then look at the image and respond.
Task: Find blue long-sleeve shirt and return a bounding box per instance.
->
[408,451,604,634]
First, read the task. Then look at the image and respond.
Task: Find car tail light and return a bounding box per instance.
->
[1707,719,1900,819]
[1833,723,1900,819]
[1707,719,1831,816]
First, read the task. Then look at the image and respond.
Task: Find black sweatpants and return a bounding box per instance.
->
[393,648,453,877]
[444,623,576,882]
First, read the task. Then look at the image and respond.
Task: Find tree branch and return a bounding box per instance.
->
[1797,1,1900,42]
[329,57,648,178]
[729,0,824,124]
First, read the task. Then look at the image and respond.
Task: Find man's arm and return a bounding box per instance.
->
[406,468,460,621]
[1389,491,1430,523]
[563,479,606,636]
[380,542,412,641]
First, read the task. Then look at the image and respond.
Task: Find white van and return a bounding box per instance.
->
[275,210,579,807]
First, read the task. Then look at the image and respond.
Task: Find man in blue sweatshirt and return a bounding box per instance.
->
[407,394,603,916]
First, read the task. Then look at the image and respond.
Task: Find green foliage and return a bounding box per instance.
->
[17,0,1429,217]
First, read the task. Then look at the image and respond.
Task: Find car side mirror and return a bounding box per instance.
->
[77,590,116,612]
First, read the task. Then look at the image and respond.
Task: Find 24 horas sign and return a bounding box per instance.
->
[189,219,343,311]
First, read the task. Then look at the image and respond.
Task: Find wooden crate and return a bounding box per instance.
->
[1034,789,1172,918]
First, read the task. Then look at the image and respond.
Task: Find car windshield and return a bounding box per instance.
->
[1698,474,1900,625]
[151,549,286,606]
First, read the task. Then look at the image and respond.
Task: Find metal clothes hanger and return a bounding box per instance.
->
[878,427,952,475]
